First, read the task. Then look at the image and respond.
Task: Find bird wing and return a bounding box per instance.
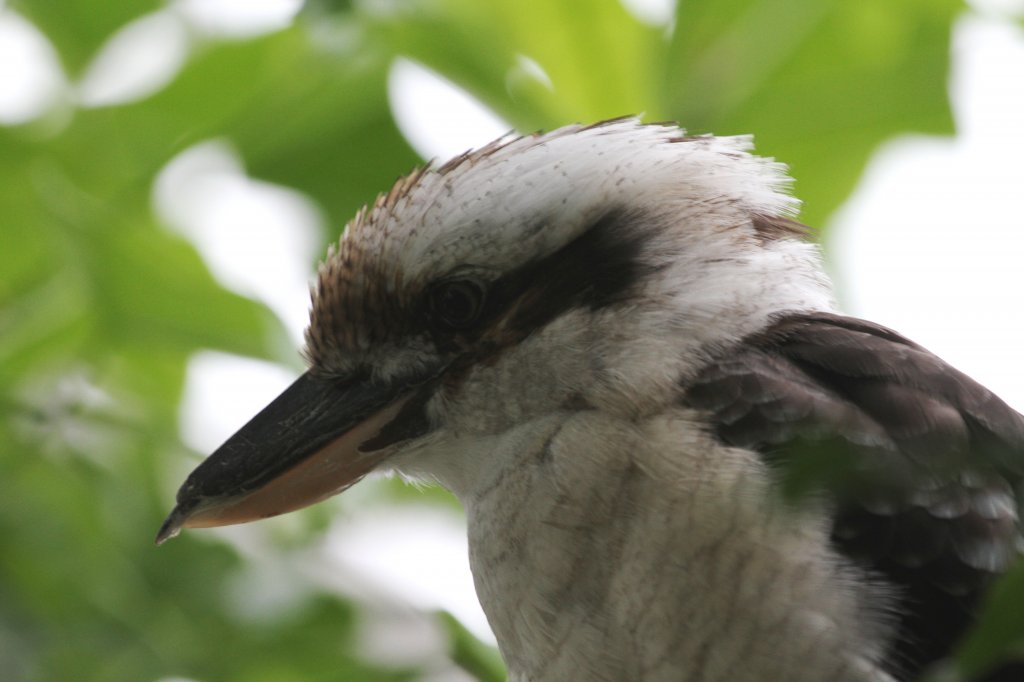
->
[682,312,1024,678]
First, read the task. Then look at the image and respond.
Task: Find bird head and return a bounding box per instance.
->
[156,119,835,543]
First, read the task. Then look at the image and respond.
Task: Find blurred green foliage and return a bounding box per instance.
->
[4,0,1019,680]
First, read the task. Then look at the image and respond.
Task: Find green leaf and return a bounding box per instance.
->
[10,0,164,75]
[361,0,668,129]
[107,21,420,237]
[438,611,507,682]
[950,561,1024,679]
[667,0,961,227]
[84,219,289,360]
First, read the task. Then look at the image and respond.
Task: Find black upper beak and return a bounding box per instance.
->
[156,367,437,545]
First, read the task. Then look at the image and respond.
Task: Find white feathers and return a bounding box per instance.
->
[319,119,800,298]
[389,119,800,283]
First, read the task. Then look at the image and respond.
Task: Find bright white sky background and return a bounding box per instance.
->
[2,0,1023,662]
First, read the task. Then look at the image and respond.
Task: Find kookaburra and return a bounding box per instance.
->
[158,119,1024,681]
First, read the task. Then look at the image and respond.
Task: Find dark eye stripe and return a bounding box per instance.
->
[487,207,654,335]
[421,208,652,356]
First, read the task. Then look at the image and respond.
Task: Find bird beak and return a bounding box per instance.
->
[156,368,436,545]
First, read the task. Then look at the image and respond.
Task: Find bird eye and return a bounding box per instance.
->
[429,279,486,330]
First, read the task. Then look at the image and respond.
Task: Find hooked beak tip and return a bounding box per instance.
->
[155,505,188,546]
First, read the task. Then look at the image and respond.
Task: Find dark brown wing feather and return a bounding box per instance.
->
[683,312,1024,680]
